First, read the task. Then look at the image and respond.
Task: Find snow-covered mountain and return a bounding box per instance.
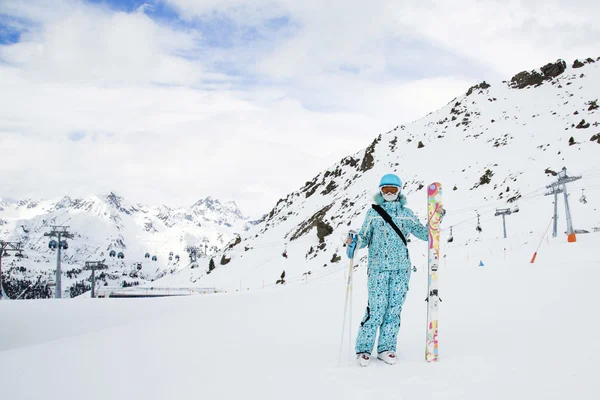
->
[159,56,600,291]
[0,193,249,298]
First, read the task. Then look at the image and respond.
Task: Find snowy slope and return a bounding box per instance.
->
[153,57,600,292]
[1,232,598,399]
[0,193,250,298]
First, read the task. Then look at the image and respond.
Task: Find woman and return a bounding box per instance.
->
[346,173,435,367]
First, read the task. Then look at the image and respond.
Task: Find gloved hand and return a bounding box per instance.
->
[439,207,446,224]
[346,235,358,259]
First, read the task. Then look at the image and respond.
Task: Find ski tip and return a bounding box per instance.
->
[428,182,442,196]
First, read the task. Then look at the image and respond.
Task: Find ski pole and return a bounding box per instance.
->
[338,257,353,366]
[338,231,359,366]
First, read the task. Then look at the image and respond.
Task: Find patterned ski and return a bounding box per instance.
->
[426,182,443,362]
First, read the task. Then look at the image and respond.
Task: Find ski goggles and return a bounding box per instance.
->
[380,186,399,194]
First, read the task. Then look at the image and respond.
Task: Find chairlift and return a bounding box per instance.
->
[129,263,142,278]
[447,227,454,243]
[580,189,587,204]
[59,240,68,250]
[117,251,125,259]
[48,240,58,249]
[109,250,116,257]
[282,243,288,259]
[169,255,173,261]
[145,252,150,259]
[475,212,482,233]
[169,251,174,257]
[513,202,520,213]
[175,255,180,261]
[152,255,157,261]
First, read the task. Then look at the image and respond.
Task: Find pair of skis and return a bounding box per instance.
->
[426,182,443,362]
[338,183,443,365]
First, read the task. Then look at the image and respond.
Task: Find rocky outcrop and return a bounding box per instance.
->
[510,60,566,89]
[289,204,334,243]
[466,81,491,96]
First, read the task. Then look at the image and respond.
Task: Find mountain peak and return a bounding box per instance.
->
[191,196,223,209]
[189,196,245,221]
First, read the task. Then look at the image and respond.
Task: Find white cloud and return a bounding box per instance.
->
[1,0,597,217]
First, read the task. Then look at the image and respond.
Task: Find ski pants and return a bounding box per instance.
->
[355,269,410,354]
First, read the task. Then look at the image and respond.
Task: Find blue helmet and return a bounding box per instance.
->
[379,173,402,188]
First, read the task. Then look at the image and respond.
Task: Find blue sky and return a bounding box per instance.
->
[0,14,29,45]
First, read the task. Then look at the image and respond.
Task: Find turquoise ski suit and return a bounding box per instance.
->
[354,192,429,355]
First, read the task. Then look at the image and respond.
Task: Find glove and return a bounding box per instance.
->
[346,235,357,259]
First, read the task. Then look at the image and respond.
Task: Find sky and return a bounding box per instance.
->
[0,0,598,218]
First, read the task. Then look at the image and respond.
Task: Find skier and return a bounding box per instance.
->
[346,173,441,367]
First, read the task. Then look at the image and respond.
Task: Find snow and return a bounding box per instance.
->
[1,232,598,399]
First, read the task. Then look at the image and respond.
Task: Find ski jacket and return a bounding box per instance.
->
[356,192,428,272]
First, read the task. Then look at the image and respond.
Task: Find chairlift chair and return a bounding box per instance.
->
[117,251,124,259]
[282,243,288,259]
[129,263,142,277]
[580,189,587,204]
[447,226,454,243]
[48,240,58,250]
[59,240,68,250]
[145,252,150,258]
[109,250,116,257]
[152,255,157,261]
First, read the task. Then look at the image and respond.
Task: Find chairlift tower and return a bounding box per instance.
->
[0,241,24,300]
[202,238,209,257]
[545,167,581,239]
[494,208,512,239]
[83,260,108,298]
[44,226,74,299]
